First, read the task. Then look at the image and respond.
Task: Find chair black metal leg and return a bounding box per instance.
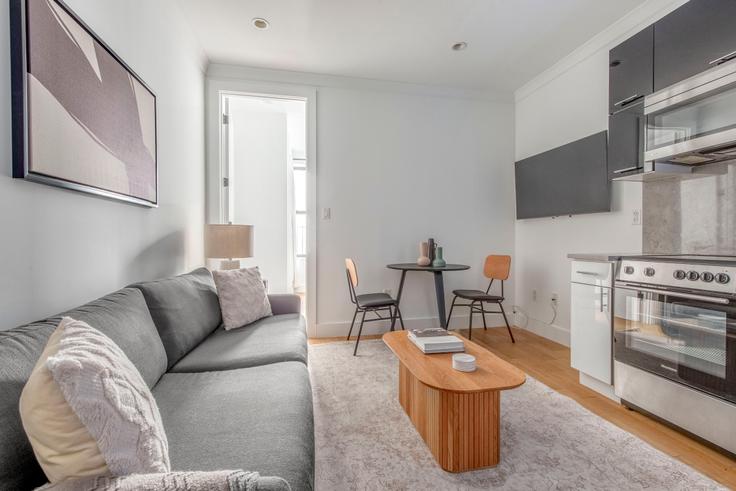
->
[446,296,457,330]
[499,303,515,343]
[347,308,359,340]
[468,301,475,340]
[481,302,488,330]
[389,305,397,331]
[396,306,405,330]
[353,311,367,356]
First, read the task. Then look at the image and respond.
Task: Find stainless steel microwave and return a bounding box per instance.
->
[644,58,736,166]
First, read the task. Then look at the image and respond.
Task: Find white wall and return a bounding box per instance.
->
[206,65,516,337]
[229,102,289,292]
[512,0,686,345]
[0,0,207,329]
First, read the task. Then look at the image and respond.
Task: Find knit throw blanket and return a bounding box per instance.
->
[36,470,265,491]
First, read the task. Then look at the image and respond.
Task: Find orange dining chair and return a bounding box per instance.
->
[445,255,515,342]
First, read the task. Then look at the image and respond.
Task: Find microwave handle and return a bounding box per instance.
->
[616,283,730,305]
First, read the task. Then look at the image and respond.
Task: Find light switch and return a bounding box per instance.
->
[322,207,331,220]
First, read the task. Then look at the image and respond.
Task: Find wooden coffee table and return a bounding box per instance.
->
[383,331,526,472]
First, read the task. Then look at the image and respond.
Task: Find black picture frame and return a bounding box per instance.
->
[10,0,158,207]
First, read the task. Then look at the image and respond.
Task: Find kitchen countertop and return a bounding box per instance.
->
[567,253,631,262]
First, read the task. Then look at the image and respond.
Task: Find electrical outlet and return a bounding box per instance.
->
[322,207,331,220]
[532,289,537,302]
[632,209,642,226]
[551,293,559,306]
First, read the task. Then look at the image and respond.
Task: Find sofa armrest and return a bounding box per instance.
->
[268,294,302,315]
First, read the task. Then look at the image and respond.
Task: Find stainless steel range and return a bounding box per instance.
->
[613,255,736,456]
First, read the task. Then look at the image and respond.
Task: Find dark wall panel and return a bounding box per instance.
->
[515,131,610,219]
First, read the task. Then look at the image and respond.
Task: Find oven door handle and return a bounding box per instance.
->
[616,283,731,305]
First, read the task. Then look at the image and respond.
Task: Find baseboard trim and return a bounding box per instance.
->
[520,318,570,347]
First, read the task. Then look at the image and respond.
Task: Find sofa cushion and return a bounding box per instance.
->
[0,288,167,491]
[0,320,58,491]
[61,288,168,388]
[170,314,307,373]
[153,362,314,491]
[131,268,222,368]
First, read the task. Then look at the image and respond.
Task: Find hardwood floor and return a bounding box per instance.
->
[311,327,736,488]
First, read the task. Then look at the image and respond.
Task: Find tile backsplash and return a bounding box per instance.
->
[643,162,736,255]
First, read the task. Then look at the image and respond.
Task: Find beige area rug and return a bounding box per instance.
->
[310,339,723,490]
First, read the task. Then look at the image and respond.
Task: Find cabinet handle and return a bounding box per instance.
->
[601,289,609,313]
[614,94,643,107]
[612,166,641,174]
[709,50,736,66]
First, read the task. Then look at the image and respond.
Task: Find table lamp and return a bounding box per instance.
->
[205,224,254,270]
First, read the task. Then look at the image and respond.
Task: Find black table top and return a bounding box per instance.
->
[387,263,470,272]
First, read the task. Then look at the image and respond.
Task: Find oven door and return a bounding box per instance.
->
[613,283,736,404]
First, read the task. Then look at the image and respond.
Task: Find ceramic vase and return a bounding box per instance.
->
[417,241,431,266]
[432,246,446,267]
[427,238,436,262]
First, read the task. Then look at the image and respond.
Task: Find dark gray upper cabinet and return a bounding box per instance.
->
[609,26,653,114]
[654,0,736,91]
[608,102,645,178]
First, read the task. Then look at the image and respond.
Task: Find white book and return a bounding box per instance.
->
[409,334,464,354]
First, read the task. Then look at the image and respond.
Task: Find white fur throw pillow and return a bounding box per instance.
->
[212,267,272,330]
[20,317,170,482]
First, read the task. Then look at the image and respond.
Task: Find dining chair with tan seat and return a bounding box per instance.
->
[446,254,515,342]
[345,258,404,355]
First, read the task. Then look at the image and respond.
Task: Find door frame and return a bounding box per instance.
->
[206,78,318,336]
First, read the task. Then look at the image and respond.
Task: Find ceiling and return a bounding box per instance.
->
[177,0,647,92]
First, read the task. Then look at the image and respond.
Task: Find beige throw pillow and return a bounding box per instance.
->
[19,317,170,483]
[212,267,272,330]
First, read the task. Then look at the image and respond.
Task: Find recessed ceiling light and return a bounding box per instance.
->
[452,42,468,51]
[252,18,270,30]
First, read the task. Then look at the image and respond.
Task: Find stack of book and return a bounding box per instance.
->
[408,328,464,354]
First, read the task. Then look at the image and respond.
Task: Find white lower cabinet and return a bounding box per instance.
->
[570,262,613,385]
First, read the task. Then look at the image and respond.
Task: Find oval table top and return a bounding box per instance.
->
[382,331,526,393]
[387,263,470,272]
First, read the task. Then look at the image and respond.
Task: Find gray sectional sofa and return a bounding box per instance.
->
[0,268,314,491]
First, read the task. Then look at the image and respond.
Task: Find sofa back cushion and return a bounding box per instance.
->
[0,288,167,491]
[131,268,222,368]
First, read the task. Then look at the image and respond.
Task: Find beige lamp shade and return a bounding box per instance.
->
[205,224,254,259]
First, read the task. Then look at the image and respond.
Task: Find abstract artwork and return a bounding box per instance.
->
[11,0,158,207]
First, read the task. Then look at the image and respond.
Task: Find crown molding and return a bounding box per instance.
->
[207,63,514,103]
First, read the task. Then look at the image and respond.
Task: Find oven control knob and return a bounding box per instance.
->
[624,266,635,275]
[716,273,731,284]
[701,272,714,283]
[673,270,687,280]
[644,267,656,277]
[687,271,700,281]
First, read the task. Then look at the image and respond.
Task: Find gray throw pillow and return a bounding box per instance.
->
[212,267,272,330]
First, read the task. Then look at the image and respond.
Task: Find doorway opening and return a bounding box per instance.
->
[220,92,308,314]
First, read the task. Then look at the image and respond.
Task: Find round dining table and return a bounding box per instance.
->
[386,263,470,329]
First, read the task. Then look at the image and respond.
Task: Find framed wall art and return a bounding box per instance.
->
[10,0,158,207]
